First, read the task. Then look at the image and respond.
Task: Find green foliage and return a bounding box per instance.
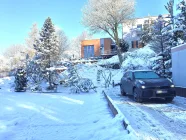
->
[140,18,155,46]
[119,39,129,53]
[29,17,60,89]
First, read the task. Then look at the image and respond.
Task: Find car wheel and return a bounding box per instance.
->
[120,85,126,96]
[165,97,174,103]
[133,88,142,103]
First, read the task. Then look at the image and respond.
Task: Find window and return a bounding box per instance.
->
[84,45,94,58]
[137,24,142,30]
[131,41,134,48]
[134,71,160,79]
[136,41,138,48]
[144,20,149,24]
[129,72,133,80]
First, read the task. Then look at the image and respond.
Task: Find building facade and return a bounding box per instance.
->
[81,38,116,58]
[122,15,168,49]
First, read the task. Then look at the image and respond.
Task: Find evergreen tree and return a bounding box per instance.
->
[174,0,186,43]
[14,68,27,92]
[151,0,175,78]
[151,15,167,77]
[162,0,175,77]
[140,17,155,47]
[119,39,129,53]
[33,17,59,89]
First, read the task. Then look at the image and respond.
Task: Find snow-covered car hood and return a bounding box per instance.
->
[137,78,173,87]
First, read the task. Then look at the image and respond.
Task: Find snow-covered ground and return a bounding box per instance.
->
[106,86,186,140]
[0,65,135,140]
[1,63,186,140]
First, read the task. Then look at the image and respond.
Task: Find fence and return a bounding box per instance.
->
[103,49,117,55]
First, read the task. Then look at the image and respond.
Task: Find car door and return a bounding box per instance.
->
[127,72,134,95]
[121,72,129,93]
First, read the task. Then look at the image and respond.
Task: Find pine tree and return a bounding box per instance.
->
[14,68,27,92]
[151,0,175,78]
[174,0,186,43]
[119,39,129,53]
[140,17,155,47]
[151,15,166,76]
[162,0,175,78]
[33,17,60,89]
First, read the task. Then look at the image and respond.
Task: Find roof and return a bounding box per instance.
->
[171,43,186,53]
[134,14,169,20]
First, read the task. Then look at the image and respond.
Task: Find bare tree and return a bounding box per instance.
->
[70,31,92,59]
[3,44,27,69]
[3,44,26,58]
[55,28,69,58]
[82,0,135,65]
[25,23,39,58]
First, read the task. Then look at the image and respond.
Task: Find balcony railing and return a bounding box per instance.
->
[101,49,117,55]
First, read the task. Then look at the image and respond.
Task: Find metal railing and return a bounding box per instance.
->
[102,49,117,55]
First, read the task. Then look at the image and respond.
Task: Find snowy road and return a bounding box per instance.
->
[106,86,186,140]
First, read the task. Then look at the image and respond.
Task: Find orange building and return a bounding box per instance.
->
[81,38,116,58]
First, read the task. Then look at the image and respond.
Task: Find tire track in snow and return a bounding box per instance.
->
[106,87,186,139]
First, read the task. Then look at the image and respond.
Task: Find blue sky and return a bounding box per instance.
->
[0,0,178,52]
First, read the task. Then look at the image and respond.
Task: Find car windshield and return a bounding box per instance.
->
[134,71,160,79]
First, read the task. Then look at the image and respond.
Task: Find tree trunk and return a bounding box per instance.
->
[115,35,123,66]
[48,54,52,89]
[160,35,165,76]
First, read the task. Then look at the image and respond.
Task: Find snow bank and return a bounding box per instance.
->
[122,46,156,71]
[97,46,156,71]
[0,77,14,92]
[97,55,120,65]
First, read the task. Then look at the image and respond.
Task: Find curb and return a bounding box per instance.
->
[103,90,138,137]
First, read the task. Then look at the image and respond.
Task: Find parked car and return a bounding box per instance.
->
[120,70,176,102]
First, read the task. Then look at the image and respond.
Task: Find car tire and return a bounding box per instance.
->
[120,86,126,96]
[133,88,142,103]
[165,97,174,102]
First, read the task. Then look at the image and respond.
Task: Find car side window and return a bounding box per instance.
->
[129,72,133,80]
[123,72,128,78]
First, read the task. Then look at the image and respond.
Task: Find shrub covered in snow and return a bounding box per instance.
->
[97,46,158,72]
[121,46,156,71]
[97,55,120,66]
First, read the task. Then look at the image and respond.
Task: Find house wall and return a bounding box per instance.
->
[81,38,113,58]
[104,38,112,54]
[81,39,100,58]
[171,44,186,88]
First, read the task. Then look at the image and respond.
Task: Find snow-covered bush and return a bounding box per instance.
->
[97,55,120,66]
[121,46,156,71]
[60,64,96,93]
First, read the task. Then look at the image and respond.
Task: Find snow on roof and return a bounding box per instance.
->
[171,43,186,53]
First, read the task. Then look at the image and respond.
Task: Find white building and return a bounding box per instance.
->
[122,15,169,49]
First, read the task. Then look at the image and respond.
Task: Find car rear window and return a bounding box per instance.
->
[134,71,160,79]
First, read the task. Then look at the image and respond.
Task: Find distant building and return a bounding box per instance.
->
[81,38,116,58]
[122,14,168,49]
